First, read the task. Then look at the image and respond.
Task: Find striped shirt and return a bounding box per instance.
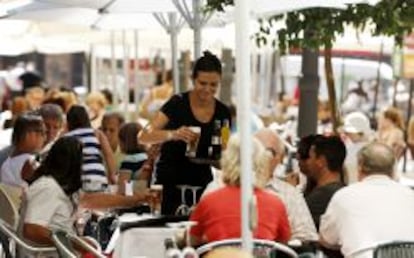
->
[65,128,108,192]
[119,152,147,179]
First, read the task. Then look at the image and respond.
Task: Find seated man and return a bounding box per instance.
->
[320,143,414,258]
[255,128,318,242]
[303,135,346,230]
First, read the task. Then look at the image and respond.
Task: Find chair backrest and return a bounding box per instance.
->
[51,230,77,258]
[0,184,20,229]
[374,241,414,258]
[196,238,298,258]
[67,234,105,258]
[0,219,56,257]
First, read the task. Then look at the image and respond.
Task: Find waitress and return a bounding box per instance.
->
[138,51,231,214]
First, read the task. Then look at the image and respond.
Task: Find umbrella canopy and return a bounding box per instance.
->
[0,19,93,54]
[39,0,177,13]
[8,3,167,30]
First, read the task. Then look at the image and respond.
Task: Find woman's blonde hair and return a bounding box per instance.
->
[85,92,107,109]
[221,134,271,189]
[383,107,405,130]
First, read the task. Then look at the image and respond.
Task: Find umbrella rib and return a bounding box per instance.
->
[182,0,194,22]
[173,0,192,25]
[201,11,213,26]
[98,0,117,13]
[178,16,186,29]
[168,13,182,34]
[153,13,169,32]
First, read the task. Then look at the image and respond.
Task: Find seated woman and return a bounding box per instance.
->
[189,135,290,246]
[0,113,45,188]
[23,136,148,250]
[65,105,116,192]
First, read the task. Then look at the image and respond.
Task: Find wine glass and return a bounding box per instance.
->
[188,186,202,213]
[175,185,191,215]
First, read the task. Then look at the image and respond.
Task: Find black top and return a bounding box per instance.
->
[155,91,231,187]
[305,181,343,230]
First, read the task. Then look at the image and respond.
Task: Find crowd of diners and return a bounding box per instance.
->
[0,50,413,258]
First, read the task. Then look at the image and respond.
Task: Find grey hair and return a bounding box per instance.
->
[221,134,271,188]
[357,142,395,176]
[254,128,285,158]
[38,103,64,123]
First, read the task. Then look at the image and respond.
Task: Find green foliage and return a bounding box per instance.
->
[205,0,414,52]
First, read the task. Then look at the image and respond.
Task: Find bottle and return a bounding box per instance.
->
[181,246,199,258]
[164,238,181,258]
[221,119,230,149]
[211,120,222,160]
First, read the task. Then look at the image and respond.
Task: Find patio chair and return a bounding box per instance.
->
[51,230,77,258]
[0,184,20,229]
[0,219,56,258]
[196,238,299,258]
[374,241,414,258]
[67,233,105,258]
[52,229,105,258]
[0,184,22,258]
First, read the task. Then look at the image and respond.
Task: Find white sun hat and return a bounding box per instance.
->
[343,112,372,136]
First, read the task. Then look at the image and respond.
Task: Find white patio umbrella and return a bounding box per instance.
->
[234,0,381,252]
[0,19,92,55]
[7,0,185,114]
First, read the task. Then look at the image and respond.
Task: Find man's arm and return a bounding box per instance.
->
[319,195,341,250]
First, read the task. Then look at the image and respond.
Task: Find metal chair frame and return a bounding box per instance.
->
[374,241,414,258]
[51,230,77,258]
[52,229,105,258]
[0,185,19,230]
[0,219,56,257]
[196,238,298,258]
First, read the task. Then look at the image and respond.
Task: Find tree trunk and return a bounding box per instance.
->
[298,48,319,138]
[324,45,339,135]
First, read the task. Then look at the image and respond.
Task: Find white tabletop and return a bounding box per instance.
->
[105,213,177,258]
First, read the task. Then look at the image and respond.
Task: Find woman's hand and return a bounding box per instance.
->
[173,126,199,143]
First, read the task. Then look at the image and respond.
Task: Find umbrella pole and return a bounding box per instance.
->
[193,0,201,60]
[170,13,180,94]
[90,45,97,93]
[235,0,254,253]
[403,79,414,173]
[111,31,118,108]
[122,30,129,120]
[134,30,140,120]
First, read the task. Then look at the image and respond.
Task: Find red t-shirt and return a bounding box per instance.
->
[190,186,290,243]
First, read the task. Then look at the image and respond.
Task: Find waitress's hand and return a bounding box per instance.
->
[173,126,199,143]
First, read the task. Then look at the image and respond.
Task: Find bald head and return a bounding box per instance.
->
[357,142,395,177]
[255,128,285,173]
[255,128,285,156]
